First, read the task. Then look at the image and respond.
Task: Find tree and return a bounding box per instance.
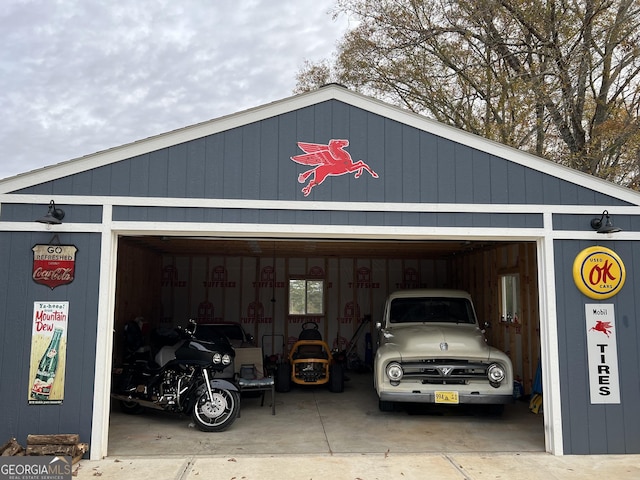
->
[296,0,640,188]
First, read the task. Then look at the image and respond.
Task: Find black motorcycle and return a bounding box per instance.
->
[111,319,240,432]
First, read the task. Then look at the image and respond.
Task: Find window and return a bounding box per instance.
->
[389,297,475,324]
[500,274,519,323]
[289,279,324,315]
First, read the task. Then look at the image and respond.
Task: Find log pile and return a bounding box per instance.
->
[0,438,24,456]
[1,435,89,464]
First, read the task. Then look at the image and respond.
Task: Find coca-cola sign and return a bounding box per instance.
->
[32,244,78,289]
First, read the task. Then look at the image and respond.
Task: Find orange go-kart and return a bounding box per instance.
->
[275,322,344,393]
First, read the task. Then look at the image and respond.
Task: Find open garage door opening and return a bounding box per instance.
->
[108,235,545,456]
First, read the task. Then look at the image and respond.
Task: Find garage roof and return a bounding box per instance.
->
[2,84,640,208]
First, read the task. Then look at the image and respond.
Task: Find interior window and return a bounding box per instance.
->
[500,274,519,323]
[289,279,324,315]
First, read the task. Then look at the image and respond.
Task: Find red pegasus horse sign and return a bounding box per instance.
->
[291,139,379,196]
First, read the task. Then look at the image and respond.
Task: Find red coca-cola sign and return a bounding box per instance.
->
[32,244,78,289]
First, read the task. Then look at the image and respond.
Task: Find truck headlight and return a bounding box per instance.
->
[386,362,403,382]
[487,363,505,386]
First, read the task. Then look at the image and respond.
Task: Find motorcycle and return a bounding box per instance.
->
[111,319,240,432]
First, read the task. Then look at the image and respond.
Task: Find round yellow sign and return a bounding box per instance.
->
[573,246,626,299]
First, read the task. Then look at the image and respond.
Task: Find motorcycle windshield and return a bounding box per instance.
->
[193,326,235,350]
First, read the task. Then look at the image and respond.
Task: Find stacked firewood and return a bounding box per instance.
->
[1,435,89,464]
[0,438,23,456]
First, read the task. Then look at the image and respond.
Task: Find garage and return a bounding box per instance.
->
[113,236,541,389]
[2,84,640,458]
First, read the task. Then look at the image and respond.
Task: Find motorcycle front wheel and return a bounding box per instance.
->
[192,387,240,432]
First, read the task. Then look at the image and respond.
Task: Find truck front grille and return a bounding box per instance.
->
[401,359,488,384]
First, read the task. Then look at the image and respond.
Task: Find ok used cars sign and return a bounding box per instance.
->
[572,246,625,300]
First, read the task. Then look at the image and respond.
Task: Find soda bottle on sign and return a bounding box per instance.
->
[31,328,63,400]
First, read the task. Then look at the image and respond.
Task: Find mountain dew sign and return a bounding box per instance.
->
[28,302,69,405]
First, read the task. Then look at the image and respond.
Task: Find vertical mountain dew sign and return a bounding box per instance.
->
[29,302,69,405]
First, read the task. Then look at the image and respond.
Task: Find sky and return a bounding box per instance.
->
[0,1,351,180]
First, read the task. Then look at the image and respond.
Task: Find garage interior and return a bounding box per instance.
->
[109,236,544,455]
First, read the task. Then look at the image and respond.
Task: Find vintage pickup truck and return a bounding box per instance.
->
[374,289,513,413]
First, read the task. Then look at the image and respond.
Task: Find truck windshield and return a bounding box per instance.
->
[389,297,476,324]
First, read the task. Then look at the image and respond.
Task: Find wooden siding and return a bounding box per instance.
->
[111,206,543,229]
[113,241,458,364]
[555,239,640,454]
[11,101,631,207]
[554,213,640,232]
[0,232,100,449]
[0,203,103,223]
[451,242,540,397]
[113,242,163,364]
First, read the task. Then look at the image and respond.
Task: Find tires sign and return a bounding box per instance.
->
[585,304,620,404]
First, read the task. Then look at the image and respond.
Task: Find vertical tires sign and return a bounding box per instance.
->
[585,304,620,403]
[28,302,69,405]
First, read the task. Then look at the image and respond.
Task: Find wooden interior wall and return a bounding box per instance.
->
[112,239,540,393]
[451,242,540,395]
[113,241,163,363]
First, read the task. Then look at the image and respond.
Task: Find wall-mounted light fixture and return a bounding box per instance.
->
[590,210,622,234]
[35,200,65,225]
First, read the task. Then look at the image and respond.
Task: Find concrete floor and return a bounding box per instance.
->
[108,371,544,456]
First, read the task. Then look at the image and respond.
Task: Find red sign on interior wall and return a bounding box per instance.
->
[32,244,78,289]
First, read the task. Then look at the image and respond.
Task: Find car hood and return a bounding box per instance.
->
[382,324,492,359]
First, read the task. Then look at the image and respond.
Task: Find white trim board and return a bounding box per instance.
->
[2,193,639,215]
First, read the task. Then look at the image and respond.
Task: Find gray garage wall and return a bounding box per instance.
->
[10,100,632,208]
[555,239,640,454]
[0,231,100,451]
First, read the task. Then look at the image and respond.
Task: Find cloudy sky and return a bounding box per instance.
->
[0,1,351,180]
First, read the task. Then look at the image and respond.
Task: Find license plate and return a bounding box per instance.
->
[435,391,459,404]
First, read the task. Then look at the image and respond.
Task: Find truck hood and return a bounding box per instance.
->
[382,324,492,360]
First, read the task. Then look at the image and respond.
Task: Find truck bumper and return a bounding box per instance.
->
[379,391,514,404]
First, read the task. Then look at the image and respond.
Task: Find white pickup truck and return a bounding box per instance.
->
[374,289,513,413]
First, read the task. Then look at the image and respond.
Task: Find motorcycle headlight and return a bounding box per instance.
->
[487,363,506,386]
[386,362,403,382]
[222,354,231,366]
[212,353,222,364]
